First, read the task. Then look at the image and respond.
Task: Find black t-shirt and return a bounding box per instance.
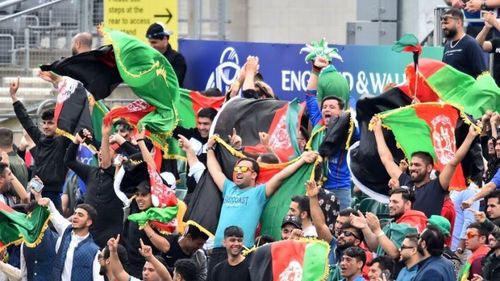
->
[442,34,487,78]
[211,258,251,281]
[398,173,446,217]
[163,234,191,272]
[489,38,500,87]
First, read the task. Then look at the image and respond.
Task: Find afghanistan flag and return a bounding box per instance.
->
[401,58,500,118]
[213,97,305,162]
[377,102,478,190]
[177,88,225,128]
[40,45,122,100]
[347,87,412,202]
[54,76,92,142]
[0,202,50,250]
[248,239,330,281]
[103,29,179,139]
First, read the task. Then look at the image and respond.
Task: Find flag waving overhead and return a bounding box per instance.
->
[0,202,50,250]
[176,89,225,128]
[213,97,305,162]
[248,239,330,281]
[39,45,122,100]
[103,29,180,143]
[376,102,477,190]
[402,59,500,118]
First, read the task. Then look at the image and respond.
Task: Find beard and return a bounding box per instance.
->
[443,28,457,39]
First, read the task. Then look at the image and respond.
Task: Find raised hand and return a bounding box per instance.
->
[9,77,19,101]
[350,210,368,230]
[301,151,319,163]
[178,134,192,152]
[138,238,153,260]
[305,180,320,197]
[107,234,120,252]
[228,128,242,150]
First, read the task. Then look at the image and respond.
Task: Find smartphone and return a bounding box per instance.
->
[381,269,391,281]
[29,178,44,193]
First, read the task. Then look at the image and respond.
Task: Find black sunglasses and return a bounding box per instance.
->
[341,230,360,240]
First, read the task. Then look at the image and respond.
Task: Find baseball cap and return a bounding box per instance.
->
[146,22,171,39]
[281,215,302,229]
[427,215,451,237]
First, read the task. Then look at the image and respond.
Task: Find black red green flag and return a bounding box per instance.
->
[376,102,479,190]
[248,239,330,281]
[39,45,122,100]
[54,77,93,142]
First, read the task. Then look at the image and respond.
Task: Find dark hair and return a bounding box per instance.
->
[343,246,367,267]
[443,7,464,22]
[0,162,8,176]
[40,109,54,121]
[486,190,500,204]
[185,224,209,241]
[75,203,98,223]
[493,218,500,227]
[341,222,364,243]
[299,126,310,142]
[255,235,276,247]
[420,225,445,256]
[174,259,199,281]
[224,225,244,238]
[102,244,129,266]
[339,208,357,217]
[201,88,222,97]
[411,151,434,166]
[405,233,419,244]
[258,153,280,164]
[467,222,489,238]
[197,107,218,121]
[235,157,260,177]
[320,96,344,110]
[389,188,415,204]
[367,256,394,274]
[114,118,132,131]
[291,195,311,218]
[0,128,13,147]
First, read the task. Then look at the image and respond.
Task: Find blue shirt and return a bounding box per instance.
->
[341,274,365,281]
[396,264,418,281]
[490,168,500,189]
[214,179,268,248]
[305,90,359,189]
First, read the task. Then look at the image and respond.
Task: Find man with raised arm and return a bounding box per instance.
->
[372,115,479,217]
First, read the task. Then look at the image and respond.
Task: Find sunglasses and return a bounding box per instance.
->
[466,231,479,239]
[234,166,253,173]
[341,230,359,240]
[400,244,415,250]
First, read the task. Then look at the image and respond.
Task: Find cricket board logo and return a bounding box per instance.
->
[431,115,456,165]
[205,47,241,92]
[279,260,303,281]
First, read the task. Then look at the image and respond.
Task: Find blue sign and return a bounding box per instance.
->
[179,39,443,103]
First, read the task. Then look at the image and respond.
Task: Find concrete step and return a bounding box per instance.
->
[2,77,53,88]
